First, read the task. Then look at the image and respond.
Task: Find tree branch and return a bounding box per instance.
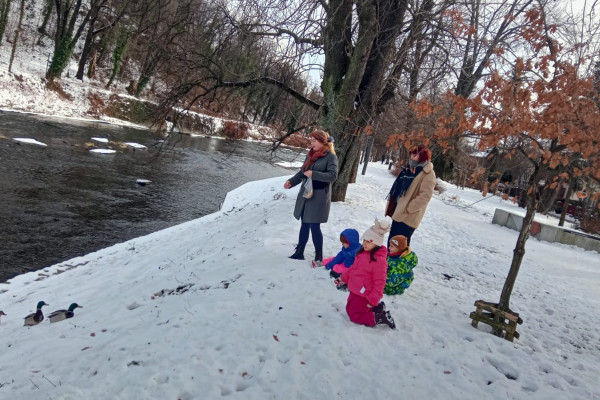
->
[270,122,316,152]
[237,23,323,47]
[219,77,321,110]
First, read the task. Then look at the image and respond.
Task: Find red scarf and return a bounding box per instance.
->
[302,148,329,172]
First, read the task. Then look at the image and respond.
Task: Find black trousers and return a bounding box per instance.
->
[298,221,323,254]
[388,220,416,248]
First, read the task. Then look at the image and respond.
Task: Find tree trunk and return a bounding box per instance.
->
[105,28,129,88]
[136,45,162,96]
[541,182,561,214]
[8,0,24,73]
[496,165,541,322]
[88,48,97,79]
[559,180,575,227]
[47,37,75,80]
[37,0,54,37]
[0,0,12,47]
[46,0,98,80]
[319,0,380,201]
[361,135,374,175]
[331,132,363,201]
[76,19,96,80]
[350,148,361,184]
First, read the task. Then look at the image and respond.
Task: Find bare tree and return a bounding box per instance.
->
[556,0,600,77]
[37,0,54,37]
[155,0,454,201]
[75,0,131,81]
[46,0,109,80]
[7,0,24,73]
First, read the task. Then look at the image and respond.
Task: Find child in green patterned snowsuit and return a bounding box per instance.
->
[384,235,418,295]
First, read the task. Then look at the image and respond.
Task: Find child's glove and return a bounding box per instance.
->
[334,278,344,286]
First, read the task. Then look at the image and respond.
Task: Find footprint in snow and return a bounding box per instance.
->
[127,302,143,310]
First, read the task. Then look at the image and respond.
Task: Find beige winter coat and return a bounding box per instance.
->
[390,162,436,228]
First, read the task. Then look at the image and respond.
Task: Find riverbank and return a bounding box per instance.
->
[0,43,274,140]
[0,162,598,399]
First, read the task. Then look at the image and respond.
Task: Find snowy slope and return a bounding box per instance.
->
[0,163,598,399]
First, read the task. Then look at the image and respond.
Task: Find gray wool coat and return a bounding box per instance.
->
[288,152,338,223]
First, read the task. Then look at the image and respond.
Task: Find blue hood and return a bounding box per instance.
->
[341,228,360,249]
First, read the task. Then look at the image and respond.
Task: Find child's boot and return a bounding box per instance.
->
[372,302,386,313]
[374,303,396,329]
[336,283,348,291]
[289,244,305,260]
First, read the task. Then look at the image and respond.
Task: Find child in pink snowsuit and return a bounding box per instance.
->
[335,218,396,329]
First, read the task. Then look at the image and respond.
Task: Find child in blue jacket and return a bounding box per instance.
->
[313,228,361,279]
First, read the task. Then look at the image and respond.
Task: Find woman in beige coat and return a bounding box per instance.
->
[385,145,436,247]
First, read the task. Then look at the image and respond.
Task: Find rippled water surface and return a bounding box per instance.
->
[0,111,302,282]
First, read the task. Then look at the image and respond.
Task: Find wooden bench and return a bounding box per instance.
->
[470,300,523,342]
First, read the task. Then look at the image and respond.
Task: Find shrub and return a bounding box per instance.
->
[87,93,105,117]
[580,211,600,235]
[222,121,249,140]
[46,80,72,100]
[283,133,310,148]
[104,94,154,124]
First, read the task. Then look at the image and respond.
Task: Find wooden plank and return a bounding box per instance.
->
[473,301,519,322]
[474,300,497,308]
[470,312,510,330]
[496,311,519,323]
[470,303,521,341]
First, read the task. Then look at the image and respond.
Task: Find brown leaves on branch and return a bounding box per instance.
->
[403,6,600,199]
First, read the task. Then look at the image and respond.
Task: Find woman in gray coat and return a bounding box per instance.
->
[284,130,338,263]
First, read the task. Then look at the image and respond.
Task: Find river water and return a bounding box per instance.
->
[0,111,302,282]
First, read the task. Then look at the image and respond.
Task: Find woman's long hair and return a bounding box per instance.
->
[325,140,335,155]
[312,129,335,155]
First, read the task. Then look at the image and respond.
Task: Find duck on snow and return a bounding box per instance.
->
[23,301,49,326]
[48,303,83,323]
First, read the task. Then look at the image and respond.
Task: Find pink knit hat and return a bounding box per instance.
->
[362,218,391,246]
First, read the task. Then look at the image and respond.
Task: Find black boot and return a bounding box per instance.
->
[289,244,305,260]
[314,248,323,262]
[374,305,396,330]
[372,301,386,314]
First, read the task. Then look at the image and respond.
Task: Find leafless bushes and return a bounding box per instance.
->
[221,121,249,140]
[282,133,310,148]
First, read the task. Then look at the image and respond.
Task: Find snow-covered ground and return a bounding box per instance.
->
[0,162,598,399]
